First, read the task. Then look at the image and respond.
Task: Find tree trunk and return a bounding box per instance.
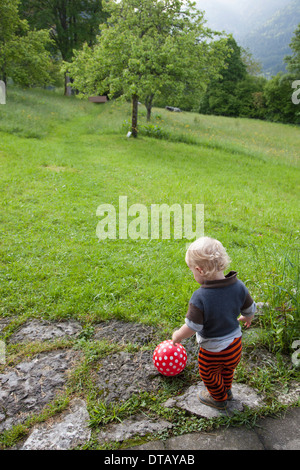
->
[145,93,154,121]
[146,105,151,122]
[131,94,138,137]
[64,72,73,96]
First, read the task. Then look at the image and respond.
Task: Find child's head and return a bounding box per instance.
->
[185,237,231,280]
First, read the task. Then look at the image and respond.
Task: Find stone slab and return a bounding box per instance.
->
[0,349,81,432]
[96,350,162,403]
[164,383,265,418]
[98,414,173,443]
[254,408,300,450]
[9,320,82,344]
[93,320,155,345]
[21,399,91,450]
[127,439,166,450]
[164,426,265,450]
[130,409,300,451]
[277,381,300,406]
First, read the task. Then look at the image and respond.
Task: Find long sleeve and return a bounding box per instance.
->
[185,302,204,333]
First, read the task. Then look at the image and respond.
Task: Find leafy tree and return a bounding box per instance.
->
[241,47,263,77]
[19,0,109,94]
[285,23,300,75]
[263,72,300,124]
[200,37,248,117]
[0,0,54,87]
[67,0,229,136]
[235,75,267,119]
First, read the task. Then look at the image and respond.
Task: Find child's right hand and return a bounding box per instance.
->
[172,324,195,345]
[172,330,182,345]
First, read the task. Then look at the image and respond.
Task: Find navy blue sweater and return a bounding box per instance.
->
[185,271,255,343]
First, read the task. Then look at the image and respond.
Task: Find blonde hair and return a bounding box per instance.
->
[185,237,231,279]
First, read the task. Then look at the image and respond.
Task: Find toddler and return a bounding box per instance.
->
[172,236,256,410]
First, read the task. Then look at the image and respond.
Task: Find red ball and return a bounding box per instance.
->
[153,340,187,376]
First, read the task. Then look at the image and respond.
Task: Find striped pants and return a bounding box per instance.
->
[198,337,242,402]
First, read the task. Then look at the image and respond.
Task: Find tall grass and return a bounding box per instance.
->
[250,243,299,353]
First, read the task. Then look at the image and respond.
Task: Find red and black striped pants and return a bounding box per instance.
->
[198,336,242,402]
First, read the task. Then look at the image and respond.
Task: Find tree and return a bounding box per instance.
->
[0,0,54,87]
[263,72,300,124]
[241,47,263,77]
[235,75,267,119]
[19,0,109,95]
[200,37,248,117]
[67,0,229,136]
[285,23,300,75]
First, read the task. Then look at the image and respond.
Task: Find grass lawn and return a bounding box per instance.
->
[0,87,299,350]
[0,86,299,448]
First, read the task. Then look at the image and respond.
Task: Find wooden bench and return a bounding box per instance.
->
[88,96,108,103]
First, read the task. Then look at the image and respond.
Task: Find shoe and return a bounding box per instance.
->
[197,390,228,410]
[227,389,233,400]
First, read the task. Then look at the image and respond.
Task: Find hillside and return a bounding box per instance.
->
[197,0,291,36]
[197,0,299,76]
[240,0,300,76]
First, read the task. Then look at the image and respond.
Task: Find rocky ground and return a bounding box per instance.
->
[0,317,299,450]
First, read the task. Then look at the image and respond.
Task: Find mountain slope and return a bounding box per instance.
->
[196,0,299,76]
[239,0,300,76]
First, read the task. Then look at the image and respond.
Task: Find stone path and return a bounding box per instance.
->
[0,317,299,450]
[129,407,300,451]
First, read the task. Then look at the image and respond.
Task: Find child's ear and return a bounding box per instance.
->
[195,266,204,274]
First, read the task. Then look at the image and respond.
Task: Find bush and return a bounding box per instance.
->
[122,119,170,139]
[263,73,300,124]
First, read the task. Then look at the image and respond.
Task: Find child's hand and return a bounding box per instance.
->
[238,315,253,328]
[172,324,195,345]
[172,330,182,345]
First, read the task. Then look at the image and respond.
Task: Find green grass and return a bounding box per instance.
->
[0,86,299,352]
